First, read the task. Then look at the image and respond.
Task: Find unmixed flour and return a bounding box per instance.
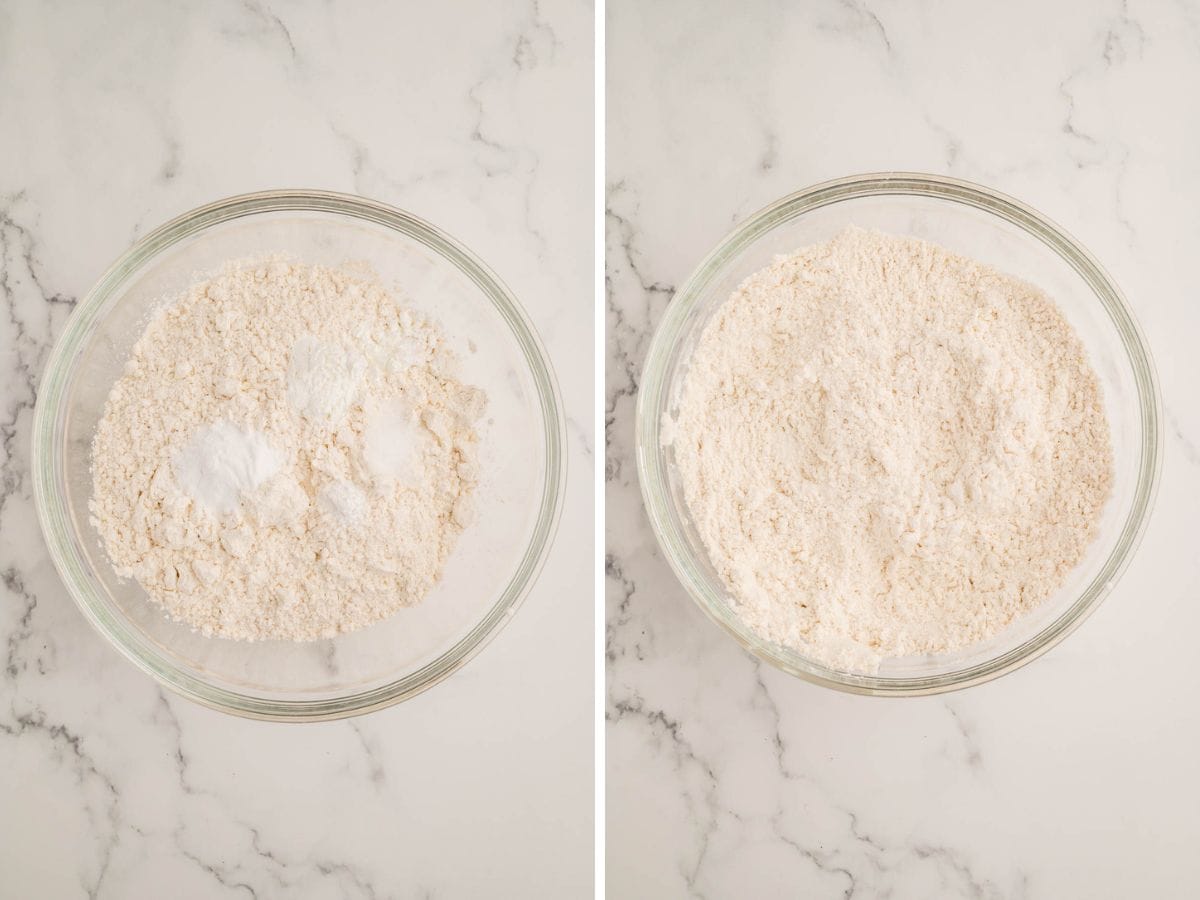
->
[90,260,486,641]
[672,227,1113,672]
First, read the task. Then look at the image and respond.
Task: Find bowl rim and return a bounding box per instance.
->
[635,171,1162,696]
[32,188,566,721]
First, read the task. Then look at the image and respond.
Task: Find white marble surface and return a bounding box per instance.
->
[607,0,1200,896]
[0,1,592,897]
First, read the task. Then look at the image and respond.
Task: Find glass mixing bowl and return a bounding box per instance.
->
[637,173,1160,695]
[33,190,564,720]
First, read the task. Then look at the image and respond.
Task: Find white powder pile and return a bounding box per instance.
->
[90,259,486,641]
[672,227,1113,672]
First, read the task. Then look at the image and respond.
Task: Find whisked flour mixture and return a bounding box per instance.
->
[90,260,486,641]
[671,227,1112,672]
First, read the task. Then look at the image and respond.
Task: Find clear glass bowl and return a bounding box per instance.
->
[33,190,564,720]
[637,173,1160,696]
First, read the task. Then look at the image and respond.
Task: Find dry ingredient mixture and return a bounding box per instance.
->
[90,260,486,641]
[671,227,1113,672]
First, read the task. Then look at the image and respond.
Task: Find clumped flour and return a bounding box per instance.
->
[672,228,1112,672]
[91,260,485,641]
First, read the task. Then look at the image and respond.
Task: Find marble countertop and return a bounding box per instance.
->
[606,0,1200,896]
[0,1,592,897]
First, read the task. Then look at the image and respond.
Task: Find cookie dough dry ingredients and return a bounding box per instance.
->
[90,260,486,641]
[672,228,1112,672]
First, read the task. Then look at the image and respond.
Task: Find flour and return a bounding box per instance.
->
[671,228,1113,673]
[90,259,486,641]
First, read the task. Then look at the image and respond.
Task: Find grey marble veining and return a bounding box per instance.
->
[607,0,1200,896]
[0,1,592,896]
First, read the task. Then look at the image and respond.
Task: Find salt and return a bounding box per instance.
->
[363,400,424,484]
[287,334,366,423]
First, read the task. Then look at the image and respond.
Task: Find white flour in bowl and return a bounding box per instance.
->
[90,260,486,641]
[671,227,1113,673]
